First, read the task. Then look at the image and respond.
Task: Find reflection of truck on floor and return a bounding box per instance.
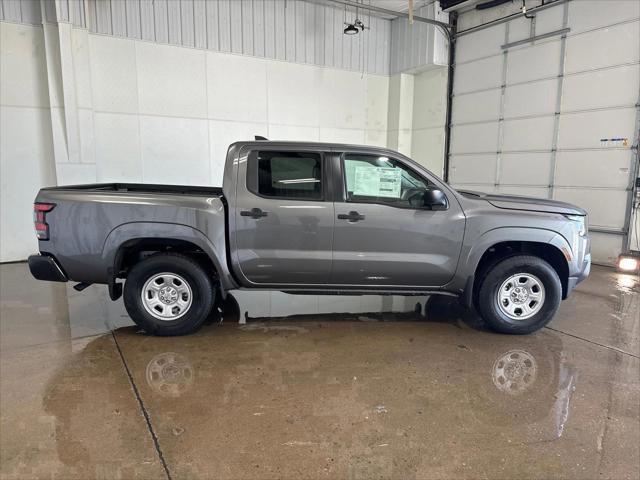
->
[41,321,577,478]
[28,141,590,336]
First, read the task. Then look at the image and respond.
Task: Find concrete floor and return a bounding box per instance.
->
[0,263,638,480]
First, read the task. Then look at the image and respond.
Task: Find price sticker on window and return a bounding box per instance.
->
[353,167,402,198]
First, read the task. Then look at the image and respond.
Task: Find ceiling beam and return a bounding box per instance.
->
[321,0,453,34]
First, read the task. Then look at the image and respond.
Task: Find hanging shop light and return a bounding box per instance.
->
[344,23,359,34]
[343,1,367,35]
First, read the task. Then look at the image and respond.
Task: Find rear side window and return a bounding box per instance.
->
[248,151,323,200]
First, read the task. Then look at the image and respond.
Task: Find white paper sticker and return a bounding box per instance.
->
[353,167,402,198]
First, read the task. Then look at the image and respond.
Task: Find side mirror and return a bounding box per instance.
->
[423,188,448,210]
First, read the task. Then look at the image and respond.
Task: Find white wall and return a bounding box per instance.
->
[386,73,414,156]
[65,30,390,187]
[0,23,57,262]
[411,67,447,177]
[385,67,448,179]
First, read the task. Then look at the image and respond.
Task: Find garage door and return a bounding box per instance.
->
[448,0,640,264]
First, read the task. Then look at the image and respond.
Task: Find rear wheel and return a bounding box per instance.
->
[123,253,215,336]
[477,255,562,334]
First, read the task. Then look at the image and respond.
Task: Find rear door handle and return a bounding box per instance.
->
[240,207,268,219]
[337,211,365,222]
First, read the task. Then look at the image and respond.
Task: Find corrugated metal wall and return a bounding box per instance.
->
[0,0,392,75]
[0,0,47,23]
[390,1,448,74]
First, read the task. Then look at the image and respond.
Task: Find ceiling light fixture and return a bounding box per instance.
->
[343,23,359,34]
[343,18,367,34]
[343,1,367,35]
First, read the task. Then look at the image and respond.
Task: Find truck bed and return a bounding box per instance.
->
[40,183,224,197]
[34,182,229,285]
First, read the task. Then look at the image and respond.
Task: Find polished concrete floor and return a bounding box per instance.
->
[1,263,638,480]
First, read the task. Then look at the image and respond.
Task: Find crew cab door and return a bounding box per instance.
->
[330,151,465,287]
[233,147,334,285]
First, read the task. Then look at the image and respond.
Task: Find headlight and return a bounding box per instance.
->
[565,214,587,236]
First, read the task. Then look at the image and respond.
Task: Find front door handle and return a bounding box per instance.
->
[240,207,268,219]
[337,211,365,222]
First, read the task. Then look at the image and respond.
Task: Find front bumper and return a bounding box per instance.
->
[28,254,68,282]
[566,253,591,297]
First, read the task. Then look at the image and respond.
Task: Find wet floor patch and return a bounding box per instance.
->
[1,263,638,479]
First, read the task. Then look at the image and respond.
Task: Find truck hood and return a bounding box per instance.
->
[457,190,587,216]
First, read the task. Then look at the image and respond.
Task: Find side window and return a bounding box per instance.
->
[343,153,432,208]
[248,151,323,200]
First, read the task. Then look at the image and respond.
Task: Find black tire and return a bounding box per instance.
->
[477,255,561,334]
[123,253,215,336]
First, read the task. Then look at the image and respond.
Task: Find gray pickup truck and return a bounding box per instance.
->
[28,141,591,336]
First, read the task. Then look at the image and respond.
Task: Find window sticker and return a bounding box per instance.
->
[353,166,402,198]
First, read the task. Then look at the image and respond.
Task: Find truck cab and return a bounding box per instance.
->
[225,142,465,291]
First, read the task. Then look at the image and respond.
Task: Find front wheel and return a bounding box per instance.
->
[477,255,562,334]
[123,253,216,336]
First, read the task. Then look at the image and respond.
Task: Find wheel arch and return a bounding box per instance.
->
[463,229,571,306]
[102,222,235,292]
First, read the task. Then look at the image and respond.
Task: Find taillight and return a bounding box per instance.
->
[33,203,55,240]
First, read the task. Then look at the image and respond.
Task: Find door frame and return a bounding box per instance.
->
[229,144,336,287]
[328,147,465,289]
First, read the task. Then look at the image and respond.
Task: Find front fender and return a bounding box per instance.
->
[102,222,235,291]
[451,227,572,293]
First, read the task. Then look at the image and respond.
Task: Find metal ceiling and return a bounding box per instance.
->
[318,0,434,19]
[370,0,434,15]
